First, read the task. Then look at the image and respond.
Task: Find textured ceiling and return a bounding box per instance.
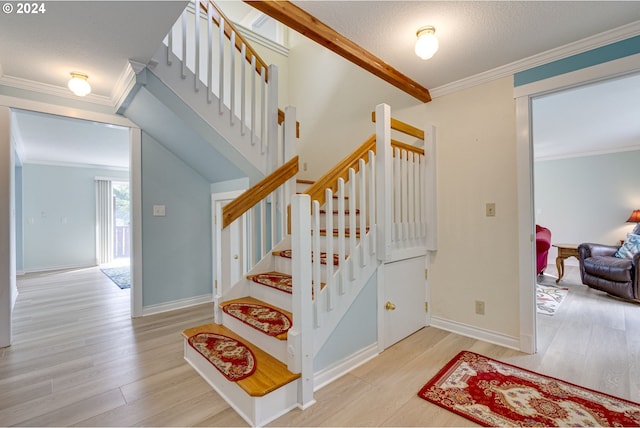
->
[2,1,640,166]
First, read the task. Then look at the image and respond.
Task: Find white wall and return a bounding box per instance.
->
[287,32,422,180]
[535,150,640,264]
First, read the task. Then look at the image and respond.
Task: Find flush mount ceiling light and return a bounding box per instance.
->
[415,25,439,60]
[68,72,91,97]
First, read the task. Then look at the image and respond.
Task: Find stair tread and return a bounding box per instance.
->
[220,296,291,340]
[273,249,345,266]
[248,271,326,294]
[183,323,300,397]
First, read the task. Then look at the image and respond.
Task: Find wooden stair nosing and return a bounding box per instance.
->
[248,270,327,293]
[183,323,300,397]
[220,296,291,341]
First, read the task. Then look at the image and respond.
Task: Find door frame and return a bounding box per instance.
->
[0,95,143,346]
[514,53,640,354]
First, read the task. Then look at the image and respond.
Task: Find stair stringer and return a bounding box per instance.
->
[312,238,380,356]
[151,45,269,178]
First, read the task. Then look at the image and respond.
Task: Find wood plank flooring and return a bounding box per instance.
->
[1,264,638,426]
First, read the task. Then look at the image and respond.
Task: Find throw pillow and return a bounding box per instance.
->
[615,233,640,259]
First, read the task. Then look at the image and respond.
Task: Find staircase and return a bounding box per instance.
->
[134,1,433,426]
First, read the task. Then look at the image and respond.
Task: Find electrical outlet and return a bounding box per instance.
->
[303,162,308,171]
[486,203,496,217]
[475,300,485,315]
[153,205,166,217]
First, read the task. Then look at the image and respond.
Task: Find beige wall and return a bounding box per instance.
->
[397,77,520,337]
[283,31,522,340]
[287,32,421,180]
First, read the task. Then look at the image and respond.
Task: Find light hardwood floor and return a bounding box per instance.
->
[1,263,638,426]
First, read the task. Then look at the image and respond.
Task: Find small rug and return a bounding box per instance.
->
[277,249,341,266]
[222,302,291,337]
[100,266,130,289]
[418,350,640,427]
[536,284,568,315]
[187,332,256,381]
[248,272,292,294]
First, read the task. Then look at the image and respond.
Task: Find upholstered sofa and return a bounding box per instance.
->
[536,225,552,275]
[578,242,640,302]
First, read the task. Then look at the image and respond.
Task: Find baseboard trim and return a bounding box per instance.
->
[313,343,379,391]
[22,263,96,274]
[142,294,213,317]
[430,316,520,350]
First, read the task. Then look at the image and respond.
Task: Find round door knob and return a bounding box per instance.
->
[233,254,239,260]
[385,301,396,310]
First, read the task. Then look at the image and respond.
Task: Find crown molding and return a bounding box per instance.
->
[430,20,640,98]
[0,74,113,106]
[534,144,640,162]
[112,60,147,112]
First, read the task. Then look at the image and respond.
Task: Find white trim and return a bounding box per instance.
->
[0,94,137,128]
[142,294,213,317]
[235,23,289,57]
[430,317,521,351]
[535,143,640,162]
[514,48,640,357]
[130,128,143,318]
[0,74,112,106]
[432,21,640,99]
[313,343,379,391]
[112,61,146,112]
[21,159,128,171]
[22,262,97,274]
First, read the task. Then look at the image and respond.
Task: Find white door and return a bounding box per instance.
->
[211,190,246,307]
[381,255,428,349]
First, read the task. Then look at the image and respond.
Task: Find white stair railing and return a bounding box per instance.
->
[162,0,286,173]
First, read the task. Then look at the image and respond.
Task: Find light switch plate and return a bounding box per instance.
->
[153,205,166,217]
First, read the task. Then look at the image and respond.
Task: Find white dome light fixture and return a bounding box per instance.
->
[415,25,439,60]
[68,72,91,97]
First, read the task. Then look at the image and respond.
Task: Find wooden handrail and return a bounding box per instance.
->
[278,109,300,138]
[222,156,299,228]
[371,112,425,140]
[200,1,270,81]
[391,139,425,156]
[303,135,376,208]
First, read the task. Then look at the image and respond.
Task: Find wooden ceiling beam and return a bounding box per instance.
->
[244,0,432,103]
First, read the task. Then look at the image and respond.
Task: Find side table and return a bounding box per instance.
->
[553,244,579,283]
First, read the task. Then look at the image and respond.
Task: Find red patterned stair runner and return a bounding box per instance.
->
[222,300,291,339]
[187,332,256,381]
[275,249,342,266]
[319,227,370,238]
[247,272,292,294]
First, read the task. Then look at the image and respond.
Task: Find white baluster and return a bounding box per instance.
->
[337,178,346,294]
[401,149,408,241]
[251,55,257,145]
[194,2,200,92]
[167,24,173,65]
[394,147,401,242]
[368,150,376,255]
[181,9,187,79]
[375,104,392,261]
[218,17,225,114]
[324,189,334,310]
[230,30,236,125]
[260,66,267,154]
[312,200,321,328]
[207,5,213,103]
[359,158,367,266]
[240,43,246,135]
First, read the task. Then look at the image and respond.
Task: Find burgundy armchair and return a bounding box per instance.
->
[536,225,552,275]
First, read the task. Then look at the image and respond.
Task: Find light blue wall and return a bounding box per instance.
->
[14,164,22,273]
[141,132,212,307]
[314,272,377,371]
[515,35,640,86]
[22,164,128,271]
[534,150,640,259]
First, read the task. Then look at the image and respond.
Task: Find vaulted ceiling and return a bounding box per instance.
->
[1,1,639,166]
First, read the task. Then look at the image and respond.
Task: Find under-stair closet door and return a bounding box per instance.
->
[212,190,246,296]
[380,255,428,349]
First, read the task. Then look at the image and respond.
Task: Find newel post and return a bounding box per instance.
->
[283,106,297,163]
[288,194,315,408]
[375,103,392,261]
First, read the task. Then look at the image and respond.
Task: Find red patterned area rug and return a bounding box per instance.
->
[248,272,292,294]
[277,249,341,266]
[187,333,256,381]
[222,302,291,337]
[418,350,640,427]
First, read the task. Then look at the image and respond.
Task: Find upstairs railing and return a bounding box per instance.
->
[163,0,298,173]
